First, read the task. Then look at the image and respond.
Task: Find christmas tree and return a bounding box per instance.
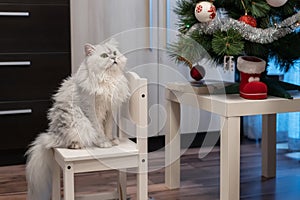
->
[169,0,300,98]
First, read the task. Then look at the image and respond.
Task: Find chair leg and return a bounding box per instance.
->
[137,168,148,200]
[52,160,61,200]
[63,163,75,200]
[118,170,127,200]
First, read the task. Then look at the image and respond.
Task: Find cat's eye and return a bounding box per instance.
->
[113,51,117,56]
[100,53,109,58]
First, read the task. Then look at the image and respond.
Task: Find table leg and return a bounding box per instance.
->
[262,114,277,178]
[165,100,181,189]
[220,116,240,200]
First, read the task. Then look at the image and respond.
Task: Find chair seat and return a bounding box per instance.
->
[54,138,139,162]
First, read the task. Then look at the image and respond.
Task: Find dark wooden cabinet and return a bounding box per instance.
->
[0,101,51,150]
[0,0,70,154]
[0,0,68,3]
[0,4,70,53]
[0,53,70,101]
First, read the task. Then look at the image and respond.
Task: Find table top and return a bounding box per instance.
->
[166,83,300,117]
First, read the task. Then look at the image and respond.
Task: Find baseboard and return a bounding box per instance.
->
[0,149,27,166]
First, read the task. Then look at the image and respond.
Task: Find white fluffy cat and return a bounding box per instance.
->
[26,39,129,200]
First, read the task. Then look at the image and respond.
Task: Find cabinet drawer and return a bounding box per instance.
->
[0,3,70,53]
[0,100,51,150]
[0,53,71,101]
[0,0,68,4]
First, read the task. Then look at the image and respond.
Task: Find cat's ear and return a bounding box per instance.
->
[84,43,96,56]
[106,38,118,47]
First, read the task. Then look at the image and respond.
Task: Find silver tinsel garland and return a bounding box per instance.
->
[187,11,300,44]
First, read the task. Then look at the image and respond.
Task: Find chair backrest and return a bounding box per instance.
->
[118,71,148,151]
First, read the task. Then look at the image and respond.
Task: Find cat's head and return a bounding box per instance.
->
[84,39,127,76]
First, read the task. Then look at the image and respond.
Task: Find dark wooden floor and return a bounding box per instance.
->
[0,141,300,200]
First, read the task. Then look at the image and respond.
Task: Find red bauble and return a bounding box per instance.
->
[190,65,205,81]
[239,15,257,27]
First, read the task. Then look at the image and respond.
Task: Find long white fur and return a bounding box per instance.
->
[26,39,129,200]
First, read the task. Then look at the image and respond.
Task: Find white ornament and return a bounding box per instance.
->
[194,1,217,23]
[266,0,288,7]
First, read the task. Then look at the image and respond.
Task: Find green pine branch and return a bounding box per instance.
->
[250,0,270,18]
[174,0,198,34]
[168,33,212,67]
[212,29,244,56]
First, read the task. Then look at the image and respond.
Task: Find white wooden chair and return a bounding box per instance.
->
[51,72,148,200]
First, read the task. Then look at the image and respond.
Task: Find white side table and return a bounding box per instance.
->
[165,83,300,200]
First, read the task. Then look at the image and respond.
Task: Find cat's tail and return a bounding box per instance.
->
[26,132,59,200]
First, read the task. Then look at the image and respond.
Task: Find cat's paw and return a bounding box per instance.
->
[111,138,120,146]
[68,141,83,149]
[98,141,112,148]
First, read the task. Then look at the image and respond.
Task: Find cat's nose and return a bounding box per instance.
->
[111,56,117,64]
